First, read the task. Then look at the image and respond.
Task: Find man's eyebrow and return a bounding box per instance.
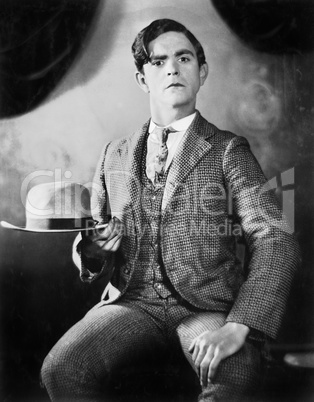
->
[174,49,195,58]
[149,49,195,61]
[149,54,168,61]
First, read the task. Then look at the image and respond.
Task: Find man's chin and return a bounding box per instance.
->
[163,96,191,108]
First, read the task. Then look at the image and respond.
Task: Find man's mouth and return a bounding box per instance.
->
[167,83,184,88]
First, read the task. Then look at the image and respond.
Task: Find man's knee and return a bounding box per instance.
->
[199,342,262,402]
[40,339,107,400]
[40,350,63,397]
[40,345,79,393]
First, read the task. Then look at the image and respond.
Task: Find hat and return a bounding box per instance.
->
[0,181,108,233]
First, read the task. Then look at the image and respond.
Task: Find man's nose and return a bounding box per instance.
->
[167,60,179,76]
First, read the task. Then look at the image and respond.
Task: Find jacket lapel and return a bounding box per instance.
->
[163,112,215,211]
[116,120,149,226]
[115,113,215,223]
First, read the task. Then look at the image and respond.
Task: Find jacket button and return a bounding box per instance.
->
[124,268,130,275]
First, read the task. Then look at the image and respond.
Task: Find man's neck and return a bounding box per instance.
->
[150,103,196,127]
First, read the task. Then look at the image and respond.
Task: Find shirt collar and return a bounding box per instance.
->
[148,112,196,134]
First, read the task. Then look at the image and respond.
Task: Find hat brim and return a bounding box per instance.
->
[0,220,108,233]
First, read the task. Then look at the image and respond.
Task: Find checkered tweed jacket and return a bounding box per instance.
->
[74,111,300,340]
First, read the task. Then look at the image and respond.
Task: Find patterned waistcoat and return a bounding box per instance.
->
[126,142,176,299]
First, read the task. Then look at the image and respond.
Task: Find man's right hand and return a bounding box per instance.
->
[81,217,124,260]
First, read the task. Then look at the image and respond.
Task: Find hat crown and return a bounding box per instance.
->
[26,182,91,219]
[24,182,93,230]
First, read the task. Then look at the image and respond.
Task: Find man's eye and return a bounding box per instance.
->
[152,60,164,67]
[179,57,190,63]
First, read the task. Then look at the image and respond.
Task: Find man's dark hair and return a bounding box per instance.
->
[132,19,206,73]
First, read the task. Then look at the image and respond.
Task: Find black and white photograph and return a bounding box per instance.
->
[0,1,314,401]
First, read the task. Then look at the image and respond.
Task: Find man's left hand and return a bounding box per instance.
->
[188,322,250,387]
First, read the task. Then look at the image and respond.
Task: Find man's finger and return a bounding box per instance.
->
[194,349,206,377]
[110,236,123,252]
[200,347,215,387]
[93,217,123,241]
[102,233,123,252]
[192,344,200,362]
[103,218,120,239]
[207,351,222,382]
[88,220,113,240]
[109,218,124,236]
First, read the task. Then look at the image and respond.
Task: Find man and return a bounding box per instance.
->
[41,19,300,401]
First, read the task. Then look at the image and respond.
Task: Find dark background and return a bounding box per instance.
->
[0,1,314,401]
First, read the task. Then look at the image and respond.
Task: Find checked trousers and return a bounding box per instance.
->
[41,295,262,402]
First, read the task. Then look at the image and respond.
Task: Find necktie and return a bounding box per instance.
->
[153,127,169,186]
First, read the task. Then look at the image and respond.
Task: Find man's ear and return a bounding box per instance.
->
[135,71,150,93]
[199,62,208,86]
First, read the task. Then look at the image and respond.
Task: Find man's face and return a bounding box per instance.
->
[138,31,207,112]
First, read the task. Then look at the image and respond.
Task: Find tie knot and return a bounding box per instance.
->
[153,126,176,144]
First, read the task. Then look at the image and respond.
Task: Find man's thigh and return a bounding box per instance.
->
[44,301,167,379]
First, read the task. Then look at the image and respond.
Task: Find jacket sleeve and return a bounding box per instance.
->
[72,142,116,284]
[223,135,301,340]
